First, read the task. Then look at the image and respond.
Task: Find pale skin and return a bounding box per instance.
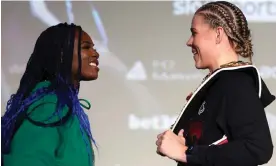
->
[156,13,241,163]
[156,129,187,162]
[187,14,239,72]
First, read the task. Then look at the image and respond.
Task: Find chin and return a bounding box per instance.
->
[195,62,202,69]
[195,63,208,70]
[81,73,99,81]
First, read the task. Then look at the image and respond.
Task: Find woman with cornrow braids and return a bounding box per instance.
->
[156,1,274,166]
[2,23,100,166]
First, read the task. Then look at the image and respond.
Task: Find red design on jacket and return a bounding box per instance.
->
[188,121,203,144]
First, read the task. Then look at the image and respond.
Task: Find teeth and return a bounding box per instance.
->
[89,62,97,66]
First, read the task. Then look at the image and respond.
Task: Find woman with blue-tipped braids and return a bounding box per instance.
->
[2,22,100,166]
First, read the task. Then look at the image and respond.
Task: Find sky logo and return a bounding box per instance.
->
[172,0,276,23]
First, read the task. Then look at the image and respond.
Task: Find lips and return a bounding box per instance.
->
[192,48,198,55]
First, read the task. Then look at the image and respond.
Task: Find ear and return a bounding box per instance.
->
[215,26,224,44]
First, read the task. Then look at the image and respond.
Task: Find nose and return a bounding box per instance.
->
[186,36,193,47]
[92,50,100,59]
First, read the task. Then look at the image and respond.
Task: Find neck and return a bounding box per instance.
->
[209,53,239,72]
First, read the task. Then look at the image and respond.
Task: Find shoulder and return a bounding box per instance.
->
[214,70,258,94]
[7,100,60,163]
[26,92,70,124]
[211,70,267,117]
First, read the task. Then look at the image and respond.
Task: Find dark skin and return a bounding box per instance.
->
[72,30,100,86]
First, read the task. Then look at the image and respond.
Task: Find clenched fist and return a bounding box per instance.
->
[156,129,188,163]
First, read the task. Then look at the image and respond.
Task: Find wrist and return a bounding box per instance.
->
[177,146,188,163]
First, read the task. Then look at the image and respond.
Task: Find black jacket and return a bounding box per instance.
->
[172,65,275,166]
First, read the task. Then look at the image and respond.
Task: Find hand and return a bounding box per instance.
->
[156,131,166,156]
[186,92,193,101]
[156,129,188,162]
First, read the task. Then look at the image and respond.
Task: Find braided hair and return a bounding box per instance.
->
[195,1,253,62]
[1,23,96,159]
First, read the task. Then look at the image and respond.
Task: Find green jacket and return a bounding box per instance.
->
[3,81,94,166]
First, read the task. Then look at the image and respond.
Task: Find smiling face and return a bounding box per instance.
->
[186,1,253,72]
[72,30,100,82]
[186,14,219,71]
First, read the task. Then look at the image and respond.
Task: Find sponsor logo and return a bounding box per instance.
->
[173,0,276,22]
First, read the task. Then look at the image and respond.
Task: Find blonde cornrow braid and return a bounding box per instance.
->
[196,1,253,61]
[223,1,253,61]
[197,3,243,47]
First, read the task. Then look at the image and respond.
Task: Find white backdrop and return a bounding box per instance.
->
[1,1,276,166]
